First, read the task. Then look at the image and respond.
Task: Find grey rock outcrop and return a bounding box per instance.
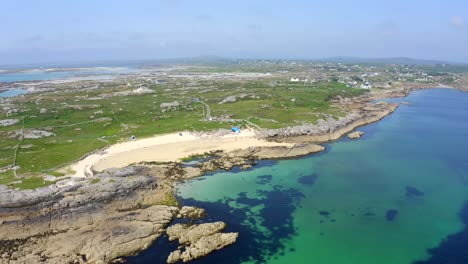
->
[219,95,237,104]
[0,166,150,209]
[0,166,178,264]
[167,233,238,263]
[167,222,225,244]
[98,166,146,177]
[160,101,180,109]
[230,143,325,160]
[0,119,19,127]
[348,131,364,139]
[199,155,255,172]
[177,206,206,219]
[218,93,248,104]
[166,222,238,263]
[63,104,100,110]
[10,129,55,139]
[259,102,398,143]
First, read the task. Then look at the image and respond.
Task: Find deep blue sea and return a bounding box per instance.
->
[128,88,468,264]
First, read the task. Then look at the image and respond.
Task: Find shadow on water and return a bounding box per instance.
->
[128,185,305,264]
[413,202,468,264]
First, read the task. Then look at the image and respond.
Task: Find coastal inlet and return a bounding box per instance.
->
[133,89,468,264]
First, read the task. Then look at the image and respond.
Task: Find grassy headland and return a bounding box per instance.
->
[1,61,466,189]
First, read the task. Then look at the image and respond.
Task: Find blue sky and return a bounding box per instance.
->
[1,0,467,64]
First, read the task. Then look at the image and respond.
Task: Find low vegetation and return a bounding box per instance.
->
[6,60,458,188]
[158,191,179,207]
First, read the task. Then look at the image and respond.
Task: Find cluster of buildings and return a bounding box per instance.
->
[282,62,452,90]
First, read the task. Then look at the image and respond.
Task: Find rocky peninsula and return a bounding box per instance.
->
[0,87,451,263]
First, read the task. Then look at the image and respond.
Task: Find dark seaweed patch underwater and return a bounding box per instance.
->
[128,185,305,264]
[413,202,468,264]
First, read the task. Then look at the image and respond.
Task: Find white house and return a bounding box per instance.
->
[360,81,372,89]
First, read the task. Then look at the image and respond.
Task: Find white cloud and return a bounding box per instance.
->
[450,16,464,29]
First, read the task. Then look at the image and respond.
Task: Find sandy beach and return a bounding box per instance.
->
[68,130,293,178]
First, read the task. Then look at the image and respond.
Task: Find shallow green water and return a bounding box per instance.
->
[131,88,468,264]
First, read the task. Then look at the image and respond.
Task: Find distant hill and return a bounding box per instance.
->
[322,56,457,65]
[149,55,235,65]
[2,55,466,70]
[178,56,466,66]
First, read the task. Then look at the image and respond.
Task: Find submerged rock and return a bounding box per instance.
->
[386,209,399,221]
[405,186,424,198]
[298,174,318,185]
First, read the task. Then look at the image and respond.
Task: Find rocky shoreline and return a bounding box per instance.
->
[0,87,436,263]
[260,101,398,143]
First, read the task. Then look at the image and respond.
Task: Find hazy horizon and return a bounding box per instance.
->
[1,56,466,69]
[2,0,467,65]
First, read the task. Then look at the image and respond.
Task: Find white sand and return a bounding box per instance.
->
[68,130,292,178]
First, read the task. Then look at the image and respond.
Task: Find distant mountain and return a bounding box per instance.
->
[322,56,456,65]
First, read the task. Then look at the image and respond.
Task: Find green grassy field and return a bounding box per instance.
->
[0,77,367,189]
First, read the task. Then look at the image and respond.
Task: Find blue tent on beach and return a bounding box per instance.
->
[232,126,241,133]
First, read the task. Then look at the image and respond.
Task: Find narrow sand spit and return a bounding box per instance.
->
[68,130,292,178]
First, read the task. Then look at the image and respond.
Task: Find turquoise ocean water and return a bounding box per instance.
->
[130,88,468,263]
